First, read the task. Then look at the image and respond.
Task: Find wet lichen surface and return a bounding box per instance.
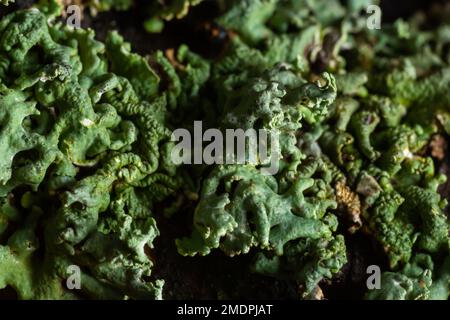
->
[0,0,449,300]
